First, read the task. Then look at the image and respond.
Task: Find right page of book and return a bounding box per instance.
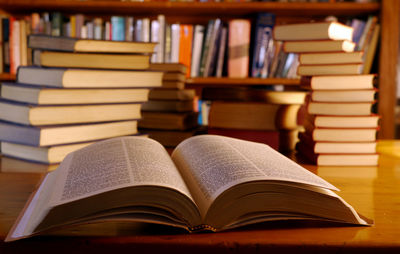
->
[171,135,337,218]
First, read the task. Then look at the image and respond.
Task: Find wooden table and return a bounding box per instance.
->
[1,140,400,253]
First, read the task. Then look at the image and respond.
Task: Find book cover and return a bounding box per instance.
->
[228,19,251,78]
[179,24,193,78]
[251,13,275,78]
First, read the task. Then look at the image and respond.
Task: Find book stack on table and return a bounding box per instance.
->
[203,86,307,152]
[0,35,163,164]
[138,63,201,148]
[274,21,379,166]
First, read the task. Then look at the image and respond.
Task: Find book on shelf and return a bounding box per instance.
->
[296,141,379,166]
[179,24,193,77]
[32,50,151,70]
[297,63,363,76]
[310,89,376,102]
[228,19,251,78]
[148,89,195,101]
[201,87,307,104]
[299,51,363,65]
[0,99,142,126]
[6,135,369,242]
[203,19,222,77]
[273,22,353,41]
[208,102,302,131]
[190,24,205,77]
[283,40,356,53]
[300,74,375,90]
[1,82,150,105]
[297,131,377,154]
[307,101,375,116]
[362,23,380,74]
[305,114,380,128]
[138,112,198,131]
[141,99,195,113]
[207,127,280,151]
[0,120,138,147]
[251,13,275,78]
[27,34,156,53]
[16,66,164,88]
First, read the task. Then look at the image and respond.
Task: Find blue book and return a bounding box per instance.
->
[111,16,125,41]
[251,13,275,78]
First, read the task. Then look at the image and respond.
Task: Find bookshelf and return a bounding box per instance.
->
[0,0,398,138]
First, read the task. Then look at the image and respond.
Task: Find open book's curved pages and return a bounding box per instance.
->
[6,135,370,242]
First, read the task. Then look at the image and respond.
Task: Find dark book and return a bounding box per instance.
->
[141,99,196,112]
[207,127,280,150]
[251,13,275,78]
[138,111,198,131]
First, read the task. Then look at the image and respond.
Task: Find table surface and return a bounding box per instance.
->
[1,140,400,253]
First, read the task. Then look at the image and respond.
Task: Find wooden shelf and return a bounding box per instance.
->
[186,77,300,86]
[0,1,380,17]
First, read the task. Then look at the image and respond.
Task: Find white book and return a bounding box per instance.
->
[151,20,160,63]
[171,23,180,63]
[142,18,150,43]
[190,25,205,77]
[157,14,165,63]
[93,18,103,40]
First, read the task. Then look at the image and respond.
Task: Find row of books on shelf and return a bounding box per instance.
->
[0,12,379,78]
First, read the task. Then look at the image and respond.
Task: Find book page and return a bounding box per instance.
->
[171,135,336,218]
[50,137,193,206]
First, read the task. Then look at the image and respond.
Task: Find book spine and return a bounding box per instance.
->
[251,13,275,78]
[179,24,193,78]
[170,24,180,63]
[215,26,227,78]
[111,16,125,41]
[228,19,251,78]
[190,25,205,77]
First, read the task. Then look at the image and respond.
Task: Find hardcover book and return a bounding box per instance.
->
[33,50,151,70]
[16,66,164,88]
[6,135,369,241]
[273,22,353,41]
[1,82,150,105]
[28,34,156,53]
[0,99,142,126]
[0,120,138,146]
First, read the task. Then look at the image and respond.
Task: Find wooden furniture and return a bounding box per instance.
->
[0,0,398,138]
[1,140,400,253]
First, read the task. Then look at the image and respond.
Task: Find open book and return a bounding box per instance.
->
[6,135,369,241]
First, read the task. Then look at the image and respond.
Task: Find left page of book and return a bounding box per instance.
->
[7,137,200,241]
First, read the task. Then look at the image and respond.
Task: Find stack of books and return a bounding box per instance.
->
[0,34,163,164]
[274,21,379,166]
[203,86,307,152]
[138,63,200,148]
